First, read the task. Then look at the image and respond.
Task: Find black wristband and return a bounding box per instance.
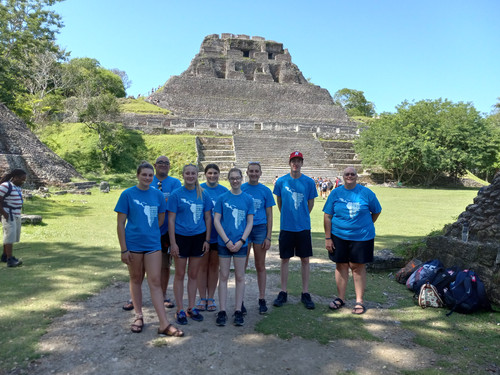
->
[239,238,246,245]
[225,239,231,245]
[121,250,129,253]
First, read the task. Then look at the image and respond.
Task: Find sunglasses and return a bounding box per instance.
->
[344,173,356,177]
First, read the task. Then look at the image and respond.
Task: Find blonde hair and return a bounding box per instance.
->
[183,163,203,199]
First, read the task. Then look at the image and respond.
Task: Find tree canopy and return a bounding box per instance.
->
[333,88,376,117]
[355,99,500,184]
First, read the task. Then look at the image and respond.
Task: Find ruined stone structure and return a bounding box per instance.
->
[0,103,81,187]
[418,172,500,304]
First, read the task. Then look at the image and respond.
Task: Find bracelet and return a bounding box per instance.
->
[204,240,210,244]
[325,238,332,240]
[225,239,231,245]
[266,237,271,241]
[121,250,129,253]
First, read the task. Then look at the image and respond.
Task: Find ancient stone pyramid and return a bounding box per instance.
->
[0,103,81,187]
[150,33,352,129]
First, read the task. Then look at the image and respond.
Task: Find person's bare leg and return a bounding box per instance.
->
[218,257,231,312]
[207,250,219,300]
[128,253,145,316]
[300,256,310,293]
[280,258,290,291]
[144,251,172,330]
[233,256,246,311]
[187,257,203,310]
[350,262,366,304]
[161,252,171,300]
[196,253,209,300]
[335,262,350,301]
[173,257,188,313]
[253,243,267,299]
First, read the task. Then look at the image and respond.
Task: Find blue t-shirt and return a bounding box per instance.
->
[273,174,318,232]
[322,184,382,241]
[151,175,182,235]
[241,182,276,226]
[214,191,255,247]
[167,186,213,236]
[114,186,167,251]
[201,183,229,243]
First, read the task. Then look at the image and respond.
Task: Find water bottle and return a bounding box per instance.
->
[461,221,469,242]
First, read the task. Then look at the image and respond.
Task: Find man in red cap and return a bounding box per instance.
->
[272,151,318,309]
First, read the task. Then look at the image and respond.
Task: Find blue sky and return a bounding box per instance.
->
[52,0,499,115]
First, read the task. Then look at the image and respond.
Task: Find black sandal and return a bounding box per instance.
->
[329,297,345,310]
[130,314,144,333]
[352,302,366,315]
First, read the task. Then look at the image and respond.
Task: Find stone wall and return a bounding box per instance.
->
[417,172,500,305]
[0,103,81,186]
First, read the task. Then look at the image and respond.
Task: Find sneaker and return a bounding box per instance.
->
[258,299,268,314]
[233,310,244,326]
[216,311,227,326]
[273,291,287,307]
[7,257,22,268]
[175,310,188,325]
[301,292,315,309]
[241,302,247,316]
[187,308,204,322]
[1,253,6,262]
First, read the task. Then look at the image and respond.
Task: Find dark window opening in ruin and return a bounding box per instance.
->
[268,53,274,59]
[254,123,262,130]
[242,50,250,58]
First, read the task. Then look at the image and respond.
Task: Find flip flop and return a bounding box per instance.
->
[352,302,366,315]
[195,298,207,311]
[206,298,217,312]
[329,297,345,310]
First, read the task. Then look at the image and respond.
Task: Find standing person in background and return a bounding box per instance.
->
[273,151,318,310]
[197,164,228,312]
[242,162,275,314]
[0,169,27,268]
[323,167,381,315]
[122,155,181,311]
[213,168,254,327]
[168,164,213,325]
[115,162,183,337]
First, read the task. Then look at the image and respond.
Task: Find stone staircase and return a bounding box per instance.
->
[320,140,362,173]
[196,137,236,174]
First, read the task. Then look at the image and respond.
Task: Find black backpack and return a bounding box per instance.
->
[407,259,444,294]
[444,269,491,316]
[431,266,460,297]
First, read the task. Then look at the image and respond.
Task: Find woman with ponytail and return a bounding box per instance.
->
[167,164,213,325]
[0,169,27,267]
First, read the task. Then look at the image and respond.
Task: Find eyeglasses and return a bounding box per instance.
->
[344,173,357,177]
[156,161,170,165]
[229,177,242,182]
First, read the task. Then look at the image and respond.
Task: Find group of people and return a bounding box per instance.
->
[313,176,342,199]
[114,150,382,337]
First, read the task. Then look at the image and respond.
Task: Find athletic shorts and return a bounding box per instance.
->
[278,230,313,259]
[329,235,374,264]
[218,245,248,258]
[209,242,218,251]
[160,232,172,266]
[175,232,206,258]
[248,223,267,245]
[2,215,21,244]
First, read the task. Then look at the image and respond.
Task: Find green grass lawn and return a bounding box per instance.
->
[1,184,496,374]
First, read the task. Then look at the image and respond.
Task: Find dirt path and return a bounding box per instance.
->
[19,252,440,375]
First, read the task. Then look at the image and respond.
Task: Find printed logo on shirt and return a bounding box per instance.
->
[284,186,304,210]
[224,202,246,229]
[340,198,360,219]
[252,198,262,212]
[133,199,158,227]
[180,198,203,224]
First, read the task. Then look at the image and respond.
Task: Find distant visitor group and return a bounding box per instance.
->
[112,150,381,337]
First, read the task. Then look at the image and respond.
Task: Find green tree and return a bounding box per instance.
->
[0,0,64,116]
[355,99,499,184]
[334,88,376,117]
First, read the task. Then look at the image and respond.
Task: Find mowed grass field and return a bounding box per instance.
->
[1,184,495,373]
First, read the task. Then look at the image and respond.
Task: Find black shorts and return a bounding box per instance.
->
[209,242,218,251]
[329,235,374,264]
[175,232,206,258]
[278,230,313,259]
[161,232,171,253]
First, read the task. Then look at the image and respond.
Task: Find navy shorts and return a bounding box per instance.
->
[175,232,206,258]
[278,230,313,259]
[218,245,248,258]
[248,223,267,245]
[329,235,374,264]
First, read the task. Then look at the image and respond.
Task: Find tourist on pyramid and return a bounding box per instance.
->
[167,164,213,326]
[241,161,275,314]
[0,169,27,268]
[197,164,229,312]
[323,166,382,315]
[213,168,254,327]
[115,162,183,337]
[273,151,318,310]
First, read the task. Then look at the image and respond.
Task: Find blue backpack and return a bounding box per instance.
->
[444,269,491,316]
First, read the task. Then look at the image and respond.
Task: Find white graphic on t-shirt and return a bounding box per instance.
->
[181,198,203,224]
[224,202,245,229]
[340,198,360,219]
[252,198,262,212]
[284,186,304,210]
[133,199,158,227]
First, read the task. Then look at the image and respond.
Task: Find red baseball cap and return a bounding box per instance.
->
[289,151,304,160]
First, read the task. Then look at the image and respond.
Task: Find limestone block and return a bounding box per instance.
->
[252,36,265,41]
[100,181,110,193]
[275,54,291,62]
[237,34,250,39]
[21,214,42,225]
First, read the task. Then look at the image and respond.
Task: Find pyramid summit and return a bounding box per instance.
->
[148,33,355,136]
